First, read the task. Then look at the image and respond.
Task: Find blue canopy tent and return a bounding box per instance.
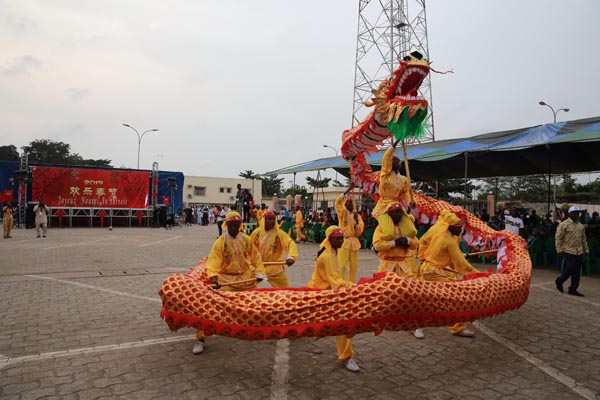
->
[264,116,600,181]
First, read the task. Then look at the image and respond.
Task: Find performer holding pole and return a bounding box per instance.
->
[371,142,415,241]
[335,183,364,282]
[307,226,360,372]
[372,202,419,277]
[250,211,298,288]
[192,211,266,354]
[372,202,422,338]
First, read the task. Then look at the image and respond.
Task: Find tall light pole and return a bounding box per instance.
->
[538,101,569,216]
[322,144,339,182]
[123,123,159,169]
[538,101,570,123]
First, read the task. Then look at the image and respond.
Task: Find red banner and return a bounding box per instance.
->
[0,189,15,203]
[31,167,150,208]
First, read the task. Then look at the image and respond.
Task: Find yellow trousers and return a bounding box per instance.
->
[420,271,467,335]
[295,224,305,241]
[377,257,418,278]
[3,217,13,238]
[335,335,354,360]
[374,213,395,241]
[338,248,359,283]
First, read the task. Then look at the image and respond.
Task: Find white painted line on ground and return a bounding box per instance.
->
[24,274,162,303]
[531,282,599,307]
[474,321,598,400]
[138,235,183,247]
[0,335,195,369]
[20,272,291,397]
[42,236,118,250]
[270,339,290,400]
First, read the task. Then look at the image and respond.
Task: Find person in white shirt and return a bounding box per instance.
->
[216,205,227,237]
[33,200,49,238]
[504,208,524,236]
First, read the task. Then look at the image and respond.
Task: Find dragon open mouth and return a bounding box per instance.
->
[395,65,429,100]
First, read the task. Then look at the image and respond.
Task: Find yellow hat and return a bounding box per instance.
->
[320,225,343,248]
[225,211,242,223]
[444,211,462,226]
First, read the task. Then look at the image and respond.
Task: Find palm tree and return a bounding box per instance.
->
[239,170,260,179]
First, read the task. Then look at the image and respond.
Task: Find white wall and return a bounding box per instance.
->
[183,176,262,206]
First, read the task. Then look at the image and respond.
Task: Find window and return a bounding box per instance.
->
[220,187,225,193]
[227,188,232,193]
[220,187,232,193]
[194,186,206,196]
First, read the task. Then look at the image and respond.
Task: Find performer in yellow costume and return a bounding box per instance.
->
[418,210,479,337]
[250,211,298,288]
[192,211,266,354]
[294,206,305,243]
[372,145,414,241]
[307,226,360,372]
[3,202,14,239]
[335,185,364,282]
[372,202,423,338]
[372,203,419,277]
[256,203,267,224]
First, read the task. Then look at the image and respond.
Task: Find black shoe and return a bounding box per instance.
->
[568,291,584,297]
[555,279,563,293]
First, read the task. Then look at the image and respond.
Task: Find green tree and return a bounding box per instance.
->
[261,174,284,197]
[305,176,331,189]
[554,174,600,203]
[22,139,71,164]
[79,158,113,167]
[477,175,550,202]
[0,145,20,161]
[435,178,477,200]
[568,177,600,202]
[21,139,112,167]
[559,174,577,193]
[283,184,311,202]
[238,170,261,179]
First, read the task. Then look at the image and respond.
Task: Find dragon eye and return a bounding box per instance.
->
[403,55,411,61]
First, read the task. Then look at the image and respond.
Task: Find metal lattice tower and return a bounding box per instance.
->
[352,0,435,144]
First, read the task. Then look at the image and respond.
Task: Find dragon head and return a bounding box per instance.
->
[365,51,430,124]
[341,51,432,194]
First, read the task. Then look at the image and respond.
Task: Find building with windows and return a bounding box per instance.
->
[183,176,262,207]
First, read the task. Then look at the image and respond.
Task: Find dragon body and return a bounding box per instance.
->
[160,193,530,340]
[159,52,531,340]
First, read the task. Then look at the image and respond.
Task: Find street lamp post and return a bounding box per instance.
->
[538,101,569,216]
[322,144,339,182]
[538,101,570,123]
[123,123,159,169]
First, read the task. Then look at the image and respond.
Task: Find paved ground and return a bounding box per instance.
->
[0,224,599,400]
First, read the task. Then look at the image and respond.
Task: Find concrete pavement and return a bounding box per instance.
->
[1,225,599,399]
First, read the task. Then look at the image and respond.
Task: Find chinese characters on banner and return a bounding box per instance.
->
[31,167,150,208]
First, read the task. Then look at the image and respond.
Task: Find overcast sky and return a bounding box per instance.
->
[1,0,599,181]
